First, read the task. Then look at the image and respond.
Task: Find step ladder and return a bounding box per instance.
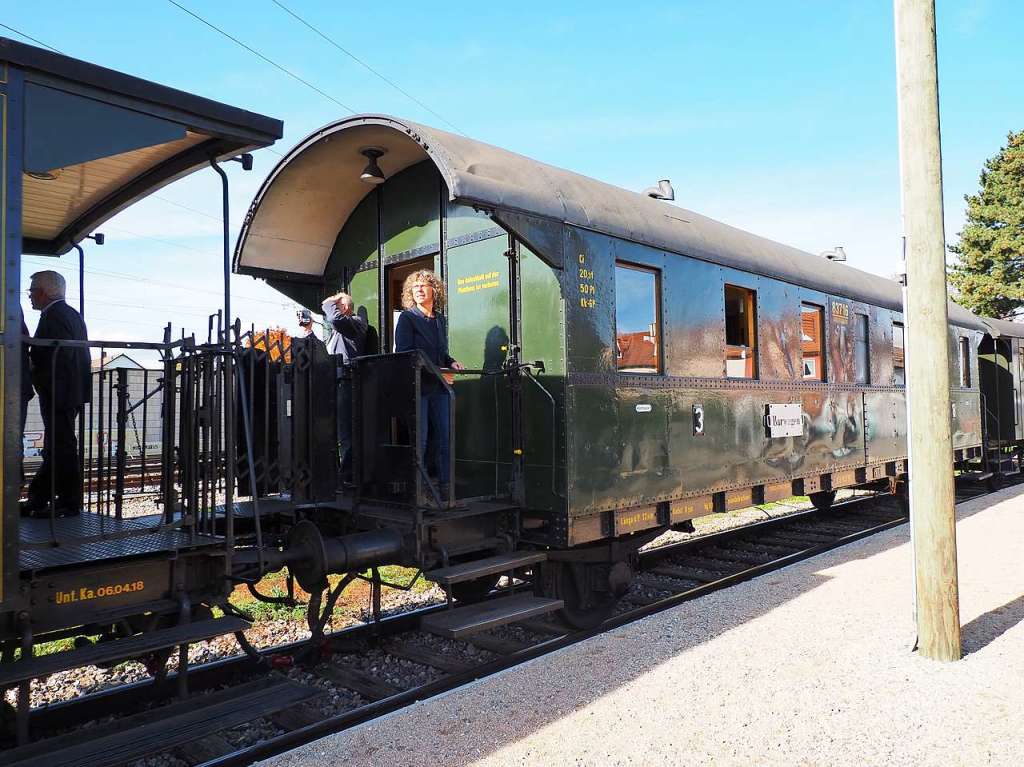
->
[421,551,561,638]
[425,551,548,588]
[421,594,564,639]
[0,615,250,688]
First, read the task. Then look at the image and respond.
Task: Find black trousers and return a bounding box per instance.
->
[28,401,82,508]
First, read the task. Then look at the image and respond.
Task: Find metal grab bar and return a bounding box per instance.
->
[522,368,563,500]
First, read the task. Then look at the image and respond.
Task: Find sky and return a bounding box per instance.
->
[6,1,1023,361]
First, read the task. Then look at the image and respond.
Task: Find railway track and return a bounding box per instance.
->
[1,481,1006,767]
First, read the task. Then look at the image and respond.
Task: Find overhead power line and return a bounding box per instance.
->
[269,0,465,135]
[0,23,60,51]
[22,257,287,307]
[166,0,356,114]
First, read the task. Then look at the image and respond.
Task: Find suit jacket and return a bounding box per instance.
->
[20,312,34,403]
[30,299,91,409]
[394,307,454,392]
[321,298,368,362]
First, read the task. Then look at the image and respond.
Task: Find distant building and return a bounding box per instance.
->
[24,354,163,461]
[91,353,146,371]
[616,329,658,373]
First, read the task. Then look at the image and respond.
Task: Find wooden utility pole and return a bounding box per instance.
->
[894,0,961,661]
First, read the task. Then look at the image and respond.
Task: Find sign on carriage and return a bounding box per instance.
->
[764,403,804,438]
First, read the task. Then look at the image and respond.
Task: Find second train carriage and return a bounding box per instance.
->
[235,114,987,625]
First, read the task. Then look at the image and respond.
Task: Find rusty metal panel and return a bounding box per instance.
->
[865,391,907,463]
[614,505,659,535]
[827,297,855,384]
[723,488,753,511]
[671,495,714,521]
[662,253,724,378]
[569,514,604,546]
[763,481,793,503]
[871,305,896,387]
[757,277,801,381]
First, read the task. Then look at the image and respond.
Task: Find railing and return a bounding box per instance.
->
[18,330,241,562]
[352,350,455,509]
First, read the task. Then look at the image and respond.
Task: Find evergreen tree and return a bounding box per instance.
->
[949,130,1024,319]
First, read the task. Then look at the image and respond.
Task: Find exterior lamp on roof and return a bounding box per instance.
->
[821,246,847,262]
[359,147,387,184]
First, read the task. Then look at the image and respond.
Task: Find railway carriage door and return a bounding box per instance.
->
[445,233,517,499]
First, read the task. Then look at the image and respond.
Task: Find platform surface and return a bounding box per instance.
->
[258,485,1024,767]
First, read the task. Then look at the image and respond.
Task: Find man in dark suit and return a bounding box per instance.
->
[23,270,90,517]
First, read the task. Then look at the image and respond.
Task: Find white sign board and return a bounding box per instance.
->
[764,403,803,438]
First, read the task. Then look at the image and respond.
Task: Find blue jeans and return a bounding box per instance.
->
[419,391,451,485]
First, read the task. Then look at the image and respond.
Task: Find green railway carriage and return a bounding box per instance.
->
[236,114,985,556]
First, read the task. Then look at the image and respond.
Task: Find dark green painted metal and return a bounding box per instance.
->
[520,246,567,514]
[381,161,441,257]
[349,268,380,354]
[328,189,378,283]
[446,201,495,241]
[308,150,985,541]
[447,237,513,498]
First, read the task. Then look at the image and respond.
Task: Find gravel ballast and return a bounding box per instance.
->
[258,485,1024,767]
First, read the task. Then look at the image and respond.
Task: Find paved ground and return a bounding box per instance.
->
[259,486,1024,766]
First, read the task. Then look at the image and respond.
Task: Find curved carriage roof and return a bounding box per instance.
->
[234,114,983,330]
[982,317,1024,339]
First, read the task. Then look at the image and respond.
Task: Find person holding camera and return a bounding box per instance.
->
[317,292,368,484]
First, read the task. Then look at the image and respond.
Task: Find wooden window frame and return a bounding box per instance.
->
[614,261,662,375]
[800,302,826,382]
[724,284,758,379]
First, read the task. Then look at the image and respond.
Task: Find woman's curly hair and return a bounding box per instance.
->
[401,269,447,313]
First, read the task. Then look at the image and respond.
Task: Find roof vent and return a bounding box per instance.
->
[821,246,847,262]
[643,179,674,200]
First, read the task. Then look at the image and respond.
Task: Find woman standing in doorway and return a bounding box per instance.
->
[394,269,463,503]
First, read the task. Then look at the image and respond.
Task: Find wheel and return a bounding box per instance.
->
[449,575,499,603]
[809,490,836,512]
[545,560,632,631]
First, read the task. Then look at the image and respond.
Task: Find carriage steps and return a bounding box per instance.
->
[420,594,563,639]
[0,616,250,688]
[422,551,559,638]
[425,551,548,587]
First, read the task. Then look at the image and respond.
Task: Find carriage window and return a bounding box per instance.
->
[615,263,660,374]
[893,322,906,385]
[724,285,757,378]
[854,313,870,384]
[801,303,825,381]
[959,336,971,387]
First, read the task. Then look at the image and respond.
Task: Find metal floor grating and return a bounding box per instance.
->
[19,512,222,571]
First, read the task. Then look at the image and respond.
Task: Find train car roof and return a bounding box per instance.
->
[1,37,283,255]
[982,316,1024,339]
[235,114,983,330]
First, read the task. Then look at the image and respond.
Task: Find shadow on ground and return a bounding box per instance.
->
[273,483,1024,767]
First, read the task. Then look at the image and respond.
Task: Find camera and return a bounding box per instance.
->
[296,309,312,326]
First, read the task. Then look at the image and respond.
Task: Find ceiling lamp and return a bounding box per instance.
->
[359,147,386,185]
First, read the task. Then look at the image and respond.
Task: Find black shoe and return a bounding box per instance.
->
[25,504,80,519]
